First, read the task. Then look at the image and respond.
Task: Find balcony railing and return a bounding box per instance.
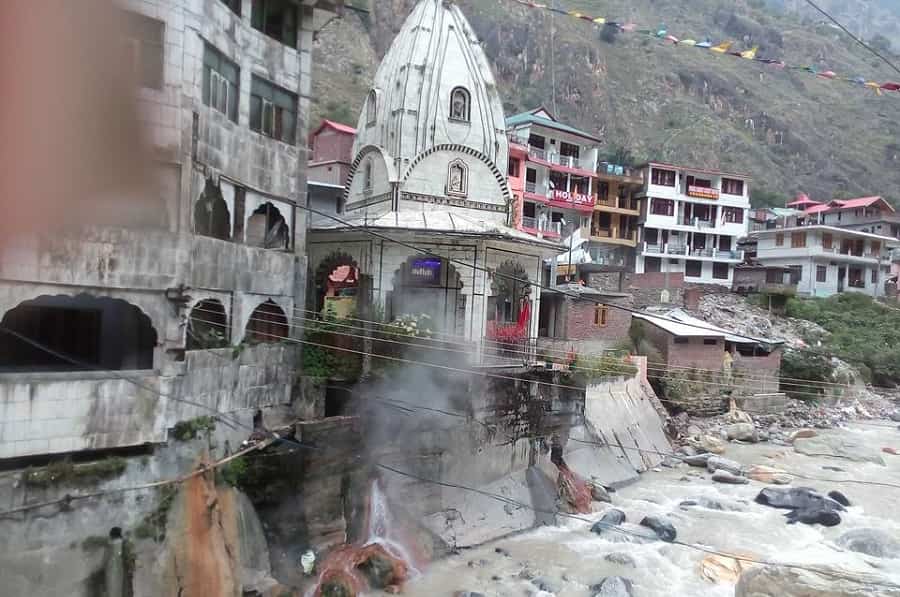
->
[598,162,643,181]
[528,146,547,161]
[591,228,637,243]
[555,154,582,170]
[525,181,548,196]
[642,242,743,260]
[521,217,562,236]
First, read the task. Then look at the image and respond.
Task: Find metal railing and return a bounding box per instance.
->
[643,243,743,260]
[528,146,547,161]
[555,154,582,169]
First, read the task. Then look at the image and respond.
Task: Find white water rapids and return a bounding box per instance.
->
[377,423,900,596]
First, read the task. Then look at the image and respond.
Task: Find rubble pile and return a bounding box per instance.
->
[695,293,827,349]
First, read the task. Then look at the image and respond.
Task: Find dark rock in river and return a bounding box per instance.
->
[532,576,562,593]
[639,516,677,542]
[591,576,635,597]
[827,490,851,507]
[591,484,612,503]
[755,487,845,512]
[837,528,900,558]
[784,508,841,526]
[590,509,626,535]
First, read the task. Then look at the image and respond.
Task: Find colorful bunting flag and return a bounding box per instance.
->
[509,0,900,97]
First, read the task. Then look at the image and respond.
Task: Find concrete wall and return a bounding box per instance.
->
[0,343,297,460]
[733,348,783,395]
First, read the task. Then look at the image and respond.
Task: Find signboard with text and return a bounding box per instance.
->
[687,186,720,200]
[549,189,594,211]
[409,258,443,285]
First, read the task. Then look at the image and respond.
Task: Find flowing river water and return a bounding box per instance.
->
[379,422,900,596]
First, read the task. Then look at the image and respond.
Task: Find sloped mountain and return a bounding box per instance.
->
[311,0,900,206]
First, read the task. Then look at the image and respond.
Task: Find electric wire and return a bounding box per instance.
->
[269,305,896,394]
[192,307,882,403]
[801,0,900,77]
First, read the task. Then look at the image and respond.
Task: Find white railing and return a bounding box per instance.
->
[528,146,547,161]
[643,242,743,261]
[522,216,536,229]
[555,154,582,169]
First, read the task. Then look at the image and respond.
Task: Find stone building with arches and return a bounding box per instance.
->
[310,0,561,351]
[0,0,341,461]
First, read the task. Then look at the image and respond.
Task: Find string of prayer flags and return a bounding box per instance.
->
[511,0,900,97]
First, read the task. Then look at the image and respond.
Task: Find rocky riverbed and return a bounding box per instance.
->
[382,422,900,596]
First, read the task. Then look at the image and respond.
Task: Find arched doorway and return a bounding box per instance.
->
[390,256,465,334]
[186,299,229,350]
[314,252,360,317]
[0,294,157,371]
[194,179,231,240]
[487,261,532,344]
[246,202,289,249]
[245,300,289,344]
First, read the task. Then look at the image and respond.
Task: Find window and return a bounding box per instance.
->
[644,257,662,273]
[723,207,744,224]
[559,141,580,159]
[222,0,241,15]
[822,233,833,249]
[775,233,784,246]
[651,168,676,187]
[202,44,239,122]
[685,260,703,277]
[673,337,689,344]
[871,268,878,285]
[713,262,729,280]
[789,265,802,285]
[816,265,827,283]
[597,181,609,201]
[523,202,536,218]
[721,178,744,196]
[508,158,521,178]
[366,90,377,125]
[122,11,164,90]
[447,160,468,197]
[848,267,865,288]
[765,269,783,284]
[703,338,718,345]
[251,0,298,47]
[250,76,297,144]
[650,198,675,216]
[871,241,881,257]
[449,87,471,121]
[791,232,806,248]
[594,305,608,327]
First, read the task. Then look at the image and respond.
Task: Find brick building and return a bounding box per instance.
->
[538,284,633,355]
[633,308,783,393]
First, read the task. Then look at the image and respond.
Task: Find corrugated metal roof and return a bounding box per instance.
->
[633,308,780,345]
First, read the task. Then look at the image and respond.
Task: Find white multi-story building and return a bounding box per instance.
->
[751,226,897,297]
[635,162,750,286]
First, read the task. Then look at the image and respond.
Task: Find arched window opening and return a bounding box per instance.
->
[366,90,377,125]
[447,159,468,197]
[0,295,157,372]
[390,257,465,334]
[489,261,532,324]
[194,179,231,241]
[246,300,289,344]
[314,252,361,317]
[186,299,229,350]
[246,202,289,249]
[450,87,471,122]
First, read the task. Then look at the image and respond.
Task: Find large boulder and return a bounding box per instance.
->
[590,509,627,535]
[706,456,743,476]
[639,516,677,542]
[836,528,900,559]
[794,435,886,465]
[745,465,791,485]
[755,487,845,512]
[735,565,900,596]
[726,423,758,442]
